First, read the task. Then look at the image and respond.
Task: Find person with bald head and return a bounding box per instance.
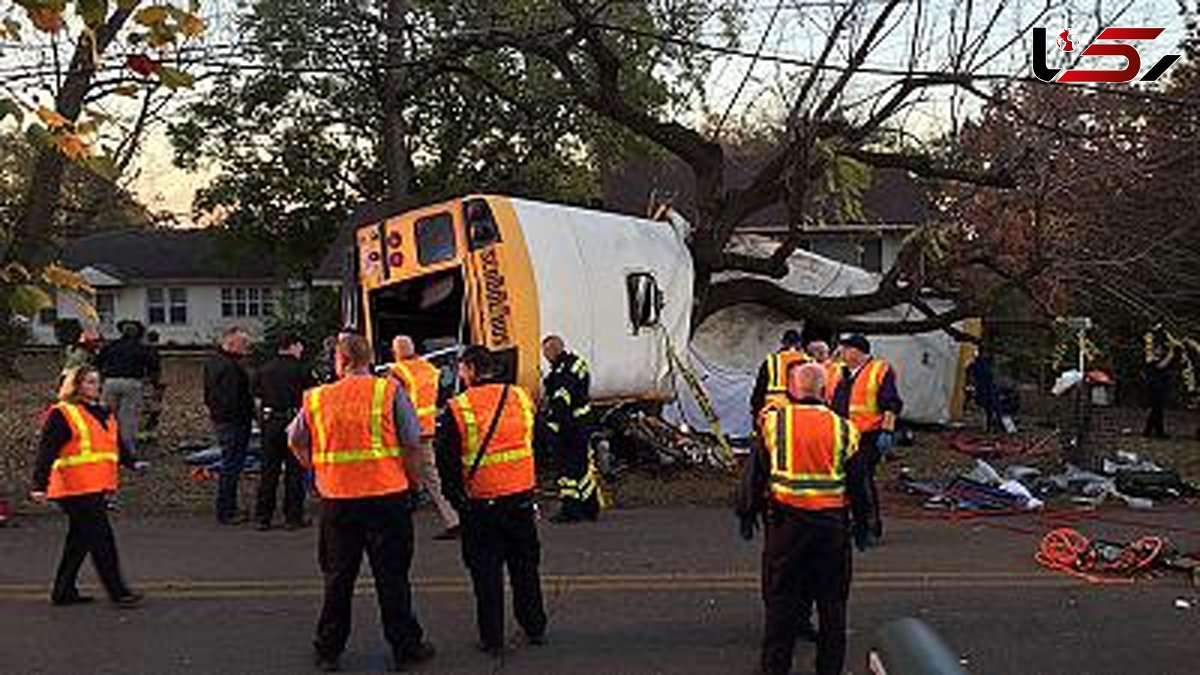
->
[737,361,868,675]
[388,335,460,540]
[540,335,599,523]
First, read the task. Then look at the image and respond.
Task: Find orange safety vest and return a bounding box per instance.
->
[302,376,409,499]
[447,384,536,500]
[848,359,891,433]
[824,360,845,402]
[47,403,120,499]
[761,403,858,511]
[762,349,810,410]
[390,358,440,437]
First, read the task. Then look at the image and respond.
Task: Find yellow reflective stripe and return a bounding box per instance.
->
[514,388,535,446]
[553,388,571,404]
[774,408,789,473]
[308,389,328,451]
[52,452,119,468]
[469,446,533,467]
[416,406,438,417]
[546,421,561,433]
[59,404,94,456]
[312,448,404,464]
[571,358,588,377]
[766,354,780,392]
[370,378,387,453]
[456,394,480,457]
[572,404,592,418]
[769,480,845,496]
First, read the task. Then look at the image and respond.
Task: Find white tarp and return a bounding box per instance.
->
[513,199,694,401]
[666,236,964,437]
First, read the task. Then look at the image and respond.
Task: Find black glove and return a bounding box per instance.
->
[739,516,758,542]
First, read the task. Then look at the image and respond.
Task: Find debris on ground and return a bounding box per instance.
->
[1035,528,1200,585]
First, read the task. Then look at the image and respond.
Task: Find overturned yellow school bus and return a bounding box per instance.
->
[344,195,694,401]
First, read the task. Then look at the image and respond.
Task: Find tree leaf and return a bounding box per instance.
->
[134,5,169,26]
[27,7,65,34]
[82,153,120,181]
[37,105,69,129]
[56,133,92,160]
[126,53,160,76]
[77,0,109,28]
[0,99,23,124]
[25,122,53,148]
[1,262,32,284]
[8,285,54,318]
[113,84,140,97]
[2,17,22,41]
[157,66,195,89]
[43,264,94,293]
[180,12,205,38]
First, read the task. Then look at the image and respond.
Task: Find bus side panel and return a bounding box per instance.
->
[463,196,543,396]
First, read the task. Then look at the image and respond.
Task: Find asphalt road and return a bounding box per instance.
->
[1,506,1197,674]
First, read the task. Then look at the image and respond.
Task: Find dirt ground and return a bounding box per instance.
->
[3,353,1197,516]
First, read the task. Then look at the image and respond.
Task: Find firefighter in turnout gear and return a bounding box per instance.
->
[389,335,460,540]
[830,334,902,548]
[751,329,810,422]
[540,335,599,524]
[737,362,868,675]
[287,334,436,672]
[436,346,548,657]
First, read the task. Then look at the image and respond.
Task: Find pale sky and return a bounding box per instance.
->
[1,0,1188,220]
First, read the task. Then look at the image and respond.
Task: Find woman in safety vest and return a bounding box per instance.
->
[30,366,143,607]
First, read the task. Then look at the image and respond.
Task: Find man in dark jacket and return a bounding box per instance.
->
[97,321,156,457]
[204,326,255,525]
[252,333,312,530]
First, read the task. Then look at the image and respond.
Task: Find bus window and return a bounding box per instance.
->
[465,198,501,250]
[415,213,456,266]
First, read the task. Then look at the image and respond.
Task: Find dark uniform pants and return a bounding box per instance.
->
[315,494,424,659]
[761,506,851,675]
[460,500,547,648]
[255,414,305,525]
[854,431,884,538]
[554,424,599,520]
[53,493,131,602]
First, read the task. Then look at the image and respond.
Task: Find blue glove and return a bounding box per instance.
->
[739,516,758,541]
[875,431,895,457]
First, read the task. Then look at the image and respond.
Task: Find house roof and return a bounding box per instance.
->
[62,229,276,283]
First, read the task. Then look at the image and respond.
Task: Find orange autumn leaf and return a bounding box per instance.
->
[181,13,205,38]
[28,8,65,33]
[37,106,69,129]
[56,134,91,160]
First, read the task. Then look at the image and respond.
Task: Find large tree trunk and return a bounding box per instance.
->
[379,0,412,209]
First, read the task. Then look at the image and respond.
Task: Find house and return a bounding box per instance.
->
[32,229,299,346]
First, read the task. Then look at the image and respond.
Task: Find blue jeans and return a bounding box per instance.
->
[215,422,252,522]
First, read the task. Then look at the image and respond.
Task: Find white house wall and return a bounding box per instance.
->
[30,283,277,347]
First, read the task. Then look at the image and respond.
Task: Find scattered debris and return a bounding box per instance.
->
[1035,528,1167,584]
[1174,598,1192,610]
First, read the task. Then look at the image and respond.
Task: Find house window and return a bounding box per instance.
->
[222,287,275,318]
[38,306,58,325]
[95,291,116,327]
[147,287,187,325]
[861,238,883,273]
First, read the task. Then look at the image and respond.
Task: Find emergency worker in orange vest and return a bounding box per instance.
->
[805,340,843,402]
[751,329,810,422]
[737,362,867,675]
[830,334,902,547]
[288,333,436,672]
[436,346,547,656]
[389,334,460,540]
[30,366,145,607]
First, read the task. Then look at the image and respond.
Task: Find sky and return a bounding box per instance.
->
[0,0,1190,220]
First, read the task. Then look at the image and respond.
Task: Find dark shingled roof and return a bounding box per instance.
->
[62,229,276,282]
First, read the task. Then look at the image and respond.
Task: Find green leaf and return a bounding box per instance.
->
[157,66,195,89]
[3,17,22,40]
[82,153,120,181]
[9,284,54,318]
[134,5,168,26]
[25,122,53,148]
[0,99,23,124]
[77,0,108,28]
